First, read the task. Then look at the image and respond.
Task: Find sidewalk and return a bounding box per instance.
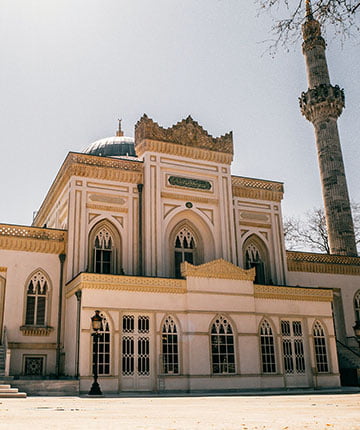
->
[0,391,360,429]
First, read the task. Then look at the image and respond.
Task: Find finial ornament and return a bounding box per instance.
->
[116,118,124,137]
[305,0,313,19]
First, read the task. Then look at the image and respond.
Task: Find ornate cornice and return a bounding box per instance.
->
[232,176,284,202]
[254,284,333,302]
[20,326,54,336]
[33,152,143,226]
[286,251,360,276]
[66,273,187,297]
[299,84,345,122]
[136,139,233,164]
[0,224,66,254]
[135,114,233,158]
[181,259,255,281]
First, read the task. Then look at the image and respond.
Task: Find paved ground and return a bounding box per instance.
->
[0,392,360,429]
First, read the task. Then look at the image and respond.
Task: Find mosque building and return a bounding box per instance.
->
[0,4,359,395]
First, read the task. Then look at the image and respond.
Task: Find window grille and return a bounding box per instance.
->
[313,321,329,373]
[260,320,276,373]
[281,320,305,374]
[25,272,48,326]
[211,316,235,374]
[92,313,110,375]
[162,316,179,374]
[94,228,113,274]
[121,314,151,377]
[174,227,196,278]
[354,291,360,321]
[24,356,44,376]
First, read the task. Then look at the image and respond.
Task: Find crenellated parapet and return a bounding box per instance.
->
[135,114,233,161]
[299,84,345,122]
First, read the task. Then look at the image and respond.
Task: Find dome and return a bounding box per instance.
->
[83,135,137,158]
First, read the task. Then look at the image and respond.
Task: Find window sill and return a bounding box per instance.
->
[20,326,54,336]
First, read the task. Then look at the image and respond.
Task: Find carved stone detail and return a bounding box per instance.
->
[299,84,345,122]
[254,285,333,302]
[232,176,283,202]
[287,251,360,276]
[20,326,54,336]
[135,114,233,155]
[181,259,255,281]
[0,224,66,254]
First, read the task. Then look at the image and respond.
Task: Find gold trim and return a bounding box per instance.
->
[0,224,66,254]
[136,139,233,164]
[86,203,128,213]
[65,273,187,298]
[33,153,143,226]
[0,267,7,273]
[286,251,360,275]
[20,326,54,336]
[254,284,333,302]
[161,191,218,205]
[181,259,255,281]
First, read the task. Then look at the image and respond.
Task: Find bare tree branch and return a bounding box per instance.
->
[284,204,360,253]
[257,0,360,52]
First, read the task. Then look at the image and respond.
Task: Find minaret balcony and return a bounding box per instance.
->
[299,84,345,122]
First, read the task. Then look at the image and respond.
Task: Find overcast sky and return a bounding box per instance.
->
[1,0,359,226]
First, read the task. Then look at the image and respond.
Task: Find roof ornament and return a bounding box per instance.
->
[116,118,124,137]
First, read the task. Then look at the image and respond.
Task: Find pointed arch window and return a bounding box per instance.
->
[210,316,235,374]
[92,312,111,375]
[354,291,360,321]
[313,321,329,373]
[161,316,179,374]
[25,272,49,326]
[94,228,113,274]
[174,227,197,278]
[245,243,265,284]
[260,320,276,373]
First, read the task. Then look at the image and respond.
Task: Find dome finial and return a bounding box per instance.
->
[116,118,124,137]
[305,0,313,20]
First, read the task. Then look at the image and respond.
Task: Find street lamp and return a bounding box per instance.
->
[88,310,103,396]
[353,320,360,347]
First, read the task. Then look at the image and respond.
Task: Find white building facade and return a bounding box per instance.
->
[2,115,358,394]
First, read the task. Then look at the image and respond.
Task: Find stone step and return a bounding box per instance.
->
[0,384,11,389]
[0,387,19,393]
[0,392,26,398]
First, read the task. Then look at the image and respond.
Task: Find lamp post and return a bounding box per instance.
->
[353,320,360,347]
[88,310,103,396]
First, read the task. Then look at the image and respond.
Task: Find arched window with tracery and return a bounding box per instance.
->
[174,227,197,278]
[92,312,111,375]
[25,271,49,326]
[88,221,122,275]
[161,315,179,374]
[313,321,329,373]
[210,315,235,374]
[354,291,360,321]
[260,320,276,373]
[243,235,269,284]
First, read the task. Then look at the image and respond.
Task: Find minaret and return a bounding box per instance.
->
[299,0,357,256]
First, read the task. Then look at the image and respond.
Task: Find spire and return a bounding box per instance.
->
[299,1,357,256]
[305,0,313,20]
[116,118,124,137]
